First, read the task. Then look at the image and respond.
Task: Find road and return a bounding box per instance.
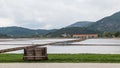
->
[0,63,120,68]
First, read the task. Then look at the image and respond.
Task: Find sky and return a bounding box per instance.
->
[0,0,120,29]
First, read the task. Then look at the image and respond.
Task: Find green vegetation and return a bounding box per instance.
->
[102,32,120,38]
[1,54,120,63]
[0,34,9,38]
[0,54,23,62]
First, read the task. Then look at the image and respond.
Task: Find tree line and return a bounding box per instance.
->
[102,32,120,38]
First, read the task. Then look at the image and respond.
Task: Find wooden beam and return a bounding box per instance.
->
[0,47,24,53]
[53,44,120,46]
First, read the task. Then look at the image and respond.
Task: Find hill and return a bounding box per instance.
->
[89,11,120,32]
[67,21,94,28]
[0,26,56,37]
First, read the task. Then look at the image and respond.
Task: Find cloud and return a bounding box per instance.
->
[0,18,16,27]
[0,0,120,29]
[41,24,52,29]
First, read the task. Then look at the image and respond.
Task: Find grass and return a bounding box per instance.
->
[1,54,120,63]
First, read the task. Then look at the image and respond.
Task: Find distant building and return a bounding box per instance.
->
[73,34,98,38]
[61,33,71,38]
[62,33,67,37]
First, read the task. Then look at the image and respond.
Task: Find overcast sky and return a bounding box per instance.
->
[0,0,120,29]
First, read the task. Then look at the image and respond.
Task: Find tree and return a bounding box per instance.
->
[114,32,120,37]
[103,32,112,37]
[102,32,120,38]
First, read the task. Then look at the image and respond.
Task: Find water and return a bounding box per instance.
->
[0,38,120,54]
[72,38,120,44]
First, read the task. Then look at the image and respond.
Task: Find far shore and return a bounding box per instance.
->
[0,37,120,40]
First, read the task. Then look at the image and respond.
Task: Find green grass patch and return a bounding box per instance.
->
[1,54,120,63]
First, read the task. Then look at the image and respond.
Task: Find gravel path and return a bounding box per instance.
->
[0,63,120,68]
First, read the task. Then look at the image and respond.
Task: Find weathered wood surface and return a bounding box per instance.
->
[0,39,85,53]
[23,47,48,60]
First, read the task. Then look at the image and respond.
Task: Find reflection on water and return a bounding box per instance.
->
[0,38,120,54]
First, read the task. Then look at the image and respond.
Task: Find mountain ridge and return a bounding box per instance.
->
[67,21,94,28]
[0,26,57,37]
[88,11,120,32]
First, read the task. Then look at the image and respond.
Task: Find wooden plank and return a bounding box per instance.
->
[52,43,120,46]
[0,47,24,53]
[53,44,120,46]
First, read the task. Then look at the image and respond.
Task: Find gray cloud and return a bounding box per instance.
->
[0,0,120,29]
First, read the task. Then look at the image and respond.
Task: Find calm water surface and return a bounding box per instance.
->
[0,38,120,54]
